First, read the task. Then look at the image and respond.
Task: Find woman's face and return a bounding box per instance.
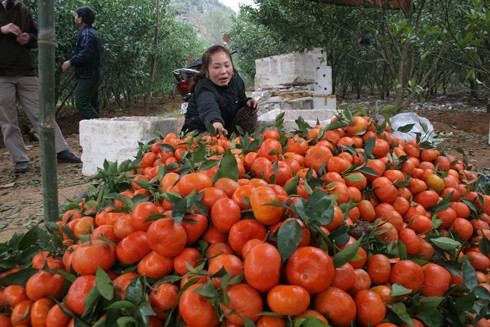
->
[207,50,234,87]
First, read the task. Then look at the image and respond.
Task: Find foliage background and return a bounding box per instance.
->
[25,0,489,114]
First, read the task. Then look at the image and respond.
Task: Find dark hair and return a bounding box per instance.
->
[76,6,96,26]
[200,45,234,76]
[189,45,234,92]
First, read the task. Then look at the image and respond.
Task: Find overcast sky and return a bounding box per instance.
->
[218,0,255,12]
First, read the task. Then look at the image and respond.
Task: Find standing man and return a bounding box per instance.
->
[0,0,81,174]
[61,6,102,120]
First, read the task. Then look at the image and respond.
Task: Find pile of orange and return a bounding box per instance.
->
[0,113,489,327]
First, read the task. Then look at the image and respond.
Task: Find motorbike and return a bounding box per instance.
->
[172,58,201,114]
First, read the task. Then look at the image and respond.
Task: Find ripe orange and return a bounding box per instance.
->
[149,283,179,319]
[173,247,202,276]
[366,254,391,285]
[116,230,151,265]
[210,197,241,233]
[267,284,310,316]
[147,218,187,258]
[3,285,28,308]
[71,240,116,275]
[313,287,356,327]
[222,283,263,325]
[331,262,356,291]
[256,316,287,327]
[208,253,244,287]
[10,299,33,326]
[422,263,451,297]
[228,219,267,256]
[30,298,55,327]
[285,246,334,294]
[244,242,281,292]
[137,251,173,280]
[179,283,219,327]
[354,289,386,327]
[25,270,66,301]
[389,260,424,294]
[250,185,285,225]
[65,275,96,315]
[176,172,213,197]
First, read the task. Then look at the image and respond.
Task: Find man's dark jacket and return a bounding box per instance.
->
[181,73,250,134]
[70,26,102,79]
[0,0,38,76]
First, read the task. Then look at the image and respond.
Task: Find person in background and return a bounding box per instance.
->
[0,0,82,174]
[181,45,259,136]
[61,6,102,120]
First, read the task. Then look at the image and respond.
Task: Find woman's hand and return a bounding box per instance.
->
[212,122,228,136]
[246,99,260,113]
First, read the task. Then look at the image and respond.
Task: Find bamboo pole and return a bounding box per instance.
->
[37,0,59,222]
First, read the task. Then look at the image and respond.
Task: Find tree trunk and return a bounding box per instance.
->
[144,0,161,113]
[38,0,59,223]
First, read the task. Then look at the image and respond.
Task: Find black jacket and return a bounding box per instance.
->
[181,73,250,134]
[70,26,102,79]
[0,0,38,76]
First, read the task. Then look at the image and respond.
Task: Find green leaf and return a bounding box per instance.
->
[243,317,256,327]
[96,267,114,301]
[473,286,490,300]
[462,260,478,290]
[324,119,349,131]
[125,277,144,305]
[284,175,300,195]
[329,224,350,247]
[430,237,461,251]
[478,234,490,256]
[302,189,334,226]
[277,219,303,263]
[83,286,101,317]
[0,267,37,285]
[294,316,329,326]
[391,283,412,297]
[397,123,415,133]
[391,302,413,326]
[357,166,378,177]
[200,159,220,171]
[417,296,445,309]
[332,237,361,268]
[195,281,220,299]
[117,317,138,326]
[364,137,378,157]
[212,150,239,183]
[416,310,444,327]
[105,300,137,310]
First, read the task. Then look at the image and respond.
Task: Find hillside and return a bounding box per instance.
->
[170,0,236,44]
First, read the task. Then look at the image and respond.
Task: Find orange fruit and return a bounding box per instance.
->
[285,246,334,294]
[244,242,281,292]
[267,284,310,316]
[313,287,356,327]
[389,260,424,294]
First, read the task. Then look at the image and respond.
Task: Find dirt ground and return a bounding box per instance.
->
[0,93,489,243]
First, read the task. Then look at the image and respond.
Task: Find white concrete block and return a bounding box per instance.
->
[314,66,333,96]
[255,48,328,89]
[313,95,337,110]
[79,116,178,176]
